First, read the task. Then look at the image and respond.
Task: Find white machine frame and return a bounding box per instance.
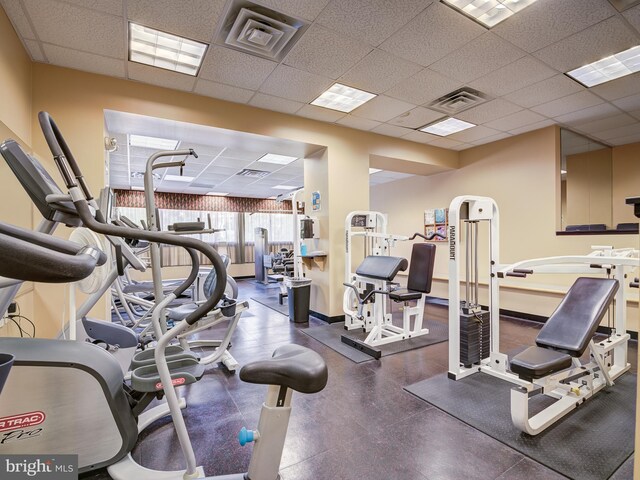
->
[447,195,638,435]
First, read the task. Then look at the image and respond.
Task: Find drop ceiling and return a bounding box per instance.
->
[3,0,640,150]
[105,110,321,197]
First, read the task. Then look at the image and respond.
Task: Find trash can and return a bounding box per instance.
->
[285,277,312,323]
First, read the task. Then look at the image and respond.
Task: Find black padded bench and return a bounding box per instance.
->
[388,243,435,302]
[510,277,619,381]
[356,255,408,282]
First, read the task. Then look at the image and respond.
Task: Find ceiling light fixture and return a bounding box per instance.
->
[419,117,476,136]
[369,168,382,174]
[206,192,229,196]
[311,83,377,113]
[129,134,179,150]
[129,22,208,76]
[257,153,298,165]
[164,174,194,182]
[441,0,540,28]
[566,45,640,87]
[273,185,299,190]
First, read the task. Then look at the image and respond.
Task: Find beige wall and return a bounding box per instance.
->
[613,142,640,226]
[371,127,639,329]
[565,148,612,227]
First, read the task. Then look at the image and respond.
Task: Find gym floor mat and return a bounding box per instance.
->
[251,295,289,316]
[301,319,448,363]
[405,372,636,480]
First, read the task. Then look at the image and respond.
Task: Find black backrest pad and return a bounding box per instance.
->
[356,255,408,282]
[0,139,77,220]
[407,243,436,293]
[536,277,619,356]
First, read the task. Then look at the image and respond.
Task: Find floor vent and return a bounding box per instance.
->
[428,88,489,116]
[215,0,308,61]
[236,168,270,178]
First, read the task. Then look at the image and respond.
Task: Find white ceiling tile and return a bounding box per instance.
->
[127,62,196,91]
[430,33,525,83]
[450,143,473,151]
[531,91,604,118]
[317,0,433,46]
[127,0,226,43]
[339,49,422,94]
[448,125,502,143]
[64,0,123,16]
[590,73,640,101]
[534,17,639,72]
[508,119,555,135]
[607,132,640,145]
[249,93,305,114]
[194,79,254,104]
[577,113,637,134]
[0,0,35,39]
[503,75,584,108]
[296,104,346,122]
[484,109,547,132]
[468,57,556,98]
[23,0,124,58]
[629,109,640,121]
[388,107,443,129]
[623,4,640,33]
[380,2,484,67]
[337,115,382,131]
[594,122,640,140]
[255,0,331,21]
[402,130,441,144]
[427,137,466,149]
[283,24,372,79]
[23,39,45,62]
[370,123,413,138]
[351,95,414,122]
[43,43,125,77]
[385,68,461,106]
[469,132,512,146]
[457,99,523,125]
[613,93,640,111]
[199,46,277,90]
[259,65,333,103]
[493,0,616,53]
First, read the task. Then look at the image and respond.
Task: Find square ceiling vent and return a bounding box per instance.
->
[214,0,308,61]
[237,168,270,178]
[427,87,489,116]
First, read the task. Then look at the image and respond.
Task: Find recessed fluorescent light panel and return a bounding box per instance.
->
[206,192,229,196]
[129,23,208,76]
[257,153,298,165]
[164,174,194,182]
[442,0,540,28]
[420,117,476,136]
[566,45,640,87]
[369,168,382,174]
[311,83,376,113]
[130,134,179,150]
[273,185,299,190]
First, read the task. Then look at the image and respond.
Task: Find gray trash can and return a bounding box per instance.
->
[285,277,312,323]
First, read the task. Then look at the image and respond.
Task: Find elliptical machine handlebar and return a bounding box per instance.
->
[37,111,227,325]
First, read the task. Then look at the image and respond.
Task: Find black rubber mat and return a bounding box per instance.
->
[301,319,448,363]
[251,295,289,316]
[405,372,636,480]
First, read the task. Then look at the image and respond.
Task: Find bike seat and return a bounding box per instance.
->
[240,344,328,394]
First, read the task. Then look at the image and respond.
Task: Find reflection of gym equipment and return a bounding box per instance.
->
[447,195,638,435]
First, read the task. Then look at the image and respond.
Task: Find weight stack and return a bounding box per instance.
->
[459,310,490,368]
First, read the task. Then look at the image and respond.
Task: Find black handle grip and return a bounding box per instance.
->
[513,269,533,275]
[408,231,446,241]
[506,272,527,278]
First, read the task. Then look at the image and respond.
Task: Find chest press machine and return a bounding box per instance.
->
[447,195,638,435]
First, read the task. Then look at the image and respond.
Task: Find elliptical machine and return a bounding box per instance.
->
[0,112,329,479]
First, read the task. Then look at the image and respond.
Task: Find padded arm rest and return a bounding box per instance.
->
[355,255,408,282]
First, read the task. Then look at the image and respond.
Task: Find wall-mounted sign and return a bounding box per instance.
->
[312,191,321,211]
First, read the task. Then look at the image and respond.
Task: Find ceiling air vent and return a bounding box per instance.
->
[214,0,308,61]
[428,88,489,116]
[237,168,270,178]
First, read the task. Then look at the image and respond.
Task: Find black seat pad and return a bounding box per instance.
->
[356,256,408,282]
[389,288,422,302]
[536,277,618,356]
[240,344,328,394]
[510,346,572,379]
[167,303,198,321]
